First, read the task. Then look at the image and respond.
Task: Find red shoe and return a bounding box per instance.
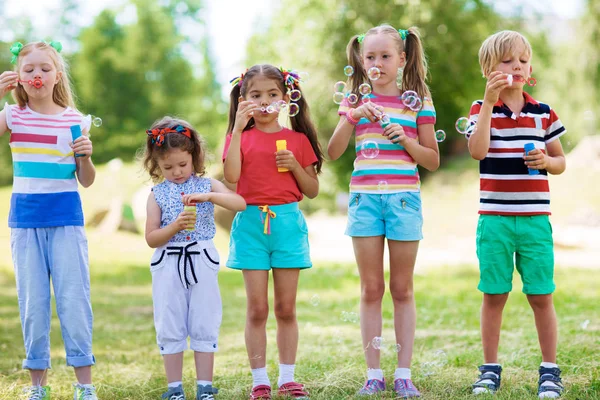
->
[249,384,272,400]
[278,382,309,398]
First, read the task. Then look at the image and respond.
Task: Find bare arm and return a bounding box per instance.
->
[224,100,259,183]
[0,109,8,137]
[145,192,195,248]
[403,123,440,171]
[469,71,510,160]
[524,139,566,175]
[73,128,96,187]
[182,178,247,211]
[328,103,383,160]
[328,116,355,161]
[223,132,242,183]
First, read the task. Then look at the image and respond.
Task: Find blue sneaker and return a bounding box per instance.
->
[472,364,502,395]
[357,378,386,395]
[162,385,186,400]
[394,378,421,398]
[196,384,218,400]
[538,367,564,398]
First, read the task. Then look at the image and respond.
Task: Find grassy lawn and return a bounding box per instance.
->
[0,249,598,399]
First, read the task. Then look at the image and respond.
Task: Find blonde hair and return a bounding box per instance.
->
[479,30,533,77]
[345,24,431,101]
[13,41,77,109]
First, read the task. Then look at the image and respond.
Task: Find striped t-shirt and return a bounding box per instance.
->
[5,103,91,228]
[338,93,436,193]
[468,92,566,215]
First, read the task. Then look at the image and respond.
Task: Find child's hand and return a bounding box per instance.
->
[382,123,408,145]
[71,135,93,159]
[276,149,300,172]
[349,102,384,123]
[523,148,547,170]
[0,71,18,98]
[483,71,511,105]
[173,210,196,232]
[182,193,211,205]
[233,100,260,135]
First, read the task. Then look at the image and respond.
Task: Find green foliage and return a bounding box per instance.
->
[244,0,544,190]
[72,0,226,164]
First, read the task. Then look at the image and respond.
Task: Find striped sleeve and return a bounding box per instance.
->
[4,103,13,130]
[81,113,92,133]
[416,97,436,125]
[337,96,351,116]
[468,100,482,123]
[545,107,566,143]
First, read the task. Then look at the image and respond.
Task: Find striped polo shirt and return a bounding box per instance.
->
[5,103,91,228]
[468,92,566,215]
[338,93,436,193]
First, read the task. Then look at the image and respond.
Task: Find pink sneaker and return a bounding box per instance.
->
[358,378,386,395]
[277,382,309,398]
[394,378,421,398]
[249,385,271,400]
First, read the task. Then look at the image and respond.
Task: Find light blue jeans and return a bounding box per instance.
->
[11,226,95,370]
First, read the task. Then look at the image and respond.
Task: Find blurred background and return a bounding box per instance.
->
[0,0,598,267]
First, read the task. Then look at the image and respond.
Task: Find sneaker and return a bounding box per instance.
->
[249,385,271,400]
[162,385,186,400]
[538,367,564,398]
[196,384,218,400]
[357,378,386,395]
[23,385,50,400]
[278,382,309,398]
[73,384,98,400]
[472,365,502,395]
[394,378,421,398]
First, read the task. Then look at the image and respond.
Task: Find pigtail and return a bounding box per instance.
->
[289,90,324,174]
[401,27,431,100]
[346,35,369,107]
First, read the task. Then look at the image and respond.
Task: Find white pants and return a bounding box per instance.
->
[150,240,222,354]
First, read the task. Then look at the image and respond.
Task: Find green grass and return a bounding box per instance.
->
[0,257,598,399]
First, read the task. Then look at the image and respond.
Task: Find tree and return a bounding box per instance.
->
[245,0,531,189]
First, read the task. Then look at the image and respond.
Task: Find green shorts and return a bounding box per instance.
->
[476,214,555,295]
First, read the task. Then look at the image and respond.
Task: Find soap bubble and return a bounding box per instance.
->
[334,81,347,92]
[288,103,300,117]
[367,67,381,81]
[344,65,354,76]
[358,83,372,96]
[333,92,345,105]
[361,140,379,159]
[435,130,446,142]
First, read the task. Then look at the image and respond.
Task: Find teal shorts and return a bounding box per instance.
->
[476,214,555,295]
[345,192,423,241]
[227,203,312,270]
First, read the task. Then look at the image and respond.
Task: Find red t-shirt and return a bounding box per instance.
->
[222,127,318,205]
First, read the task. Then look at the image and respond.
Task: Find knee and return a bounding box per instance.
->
[247,303,269,325]
[389,282,413,303]
[361,282,385,303]
[274,302,296,323]
[527,294,553,311]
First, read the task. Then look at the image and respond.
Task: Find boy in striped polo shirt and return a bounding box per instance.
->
[468,31,566,399]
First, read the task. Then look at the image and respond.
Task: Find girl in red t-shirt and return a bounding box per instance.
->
[223,64,324,399]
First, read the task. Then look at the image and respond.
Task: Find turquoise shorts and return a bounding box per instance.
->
[227,203,312,270]
[476,214,555,295]
[345,192,423,241]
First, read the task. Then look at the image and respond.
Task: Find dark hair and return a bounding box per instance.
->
[346,24,431,102]
[226,64,324,174]
[141,116,206,183]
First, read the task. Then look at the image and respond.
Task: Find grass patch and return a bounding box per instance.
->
[0,260,598,399]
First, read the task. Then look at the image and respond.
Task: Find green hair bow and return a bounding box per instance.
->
[41,40,63,53]
[10,42,23,64]
[398,29,409,40]
[9,40,62,64]
[357,33,365,43]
